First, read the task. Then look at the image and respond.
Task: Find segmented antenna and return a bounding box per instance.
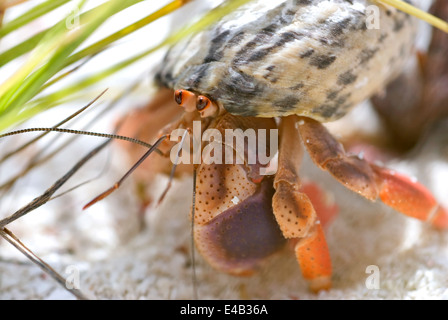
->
[83,134,168,210]
[0,127,163,155]
[0,89,107,163]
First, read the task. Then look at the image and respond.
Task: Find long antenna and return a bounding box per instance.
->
[83,135,168,210]
[0,127,163,155]
[0,89,108,163]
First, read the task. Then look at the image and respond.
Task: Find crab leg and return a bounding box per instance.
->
[294,224,332,292]
[297,116,448,229]
[273,116,333,292]
[192,114,285,275]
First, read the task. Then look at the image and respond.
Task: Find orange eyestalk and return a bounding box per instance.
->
[174,89,196,112]
[196,95,218,118]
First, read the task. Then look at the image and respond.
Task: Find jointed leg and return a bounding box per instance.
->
[272,116,333,292]
[295,224,332,292]
[297,116,448,229]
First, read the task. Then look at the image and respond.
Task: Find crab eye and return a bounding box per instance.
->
[174,89,196,112]
[174,90,183,105]
[197,95,211,111]
[196,95,218,118]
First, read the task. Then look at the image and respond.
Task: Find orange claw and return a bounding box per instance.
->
[372,165,448,229]
[297,116,448,230]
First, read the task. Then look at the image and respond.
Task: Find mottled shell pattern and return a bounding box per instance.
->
[156,0,417,122]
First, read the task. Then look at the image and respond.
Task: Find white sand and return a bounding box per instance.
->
[1,100,448,300]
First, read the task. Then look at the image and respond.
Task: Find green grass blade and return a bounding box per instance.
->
[0,0,139,68]
[0,0,85,112]
[42,0,254,99]
[0,0,143,114]
[0,31,46,68]
[49,0,255,97]
[0,0,255,131]
[0,0,71,38]
[63,0,188,69]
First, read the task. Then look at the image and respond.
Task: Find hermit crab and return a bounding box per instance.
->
[109,0,448,293]
[1,0,447,298]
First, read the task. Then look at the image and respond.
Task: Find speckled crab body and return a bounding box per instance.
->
[118,0,448,292]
